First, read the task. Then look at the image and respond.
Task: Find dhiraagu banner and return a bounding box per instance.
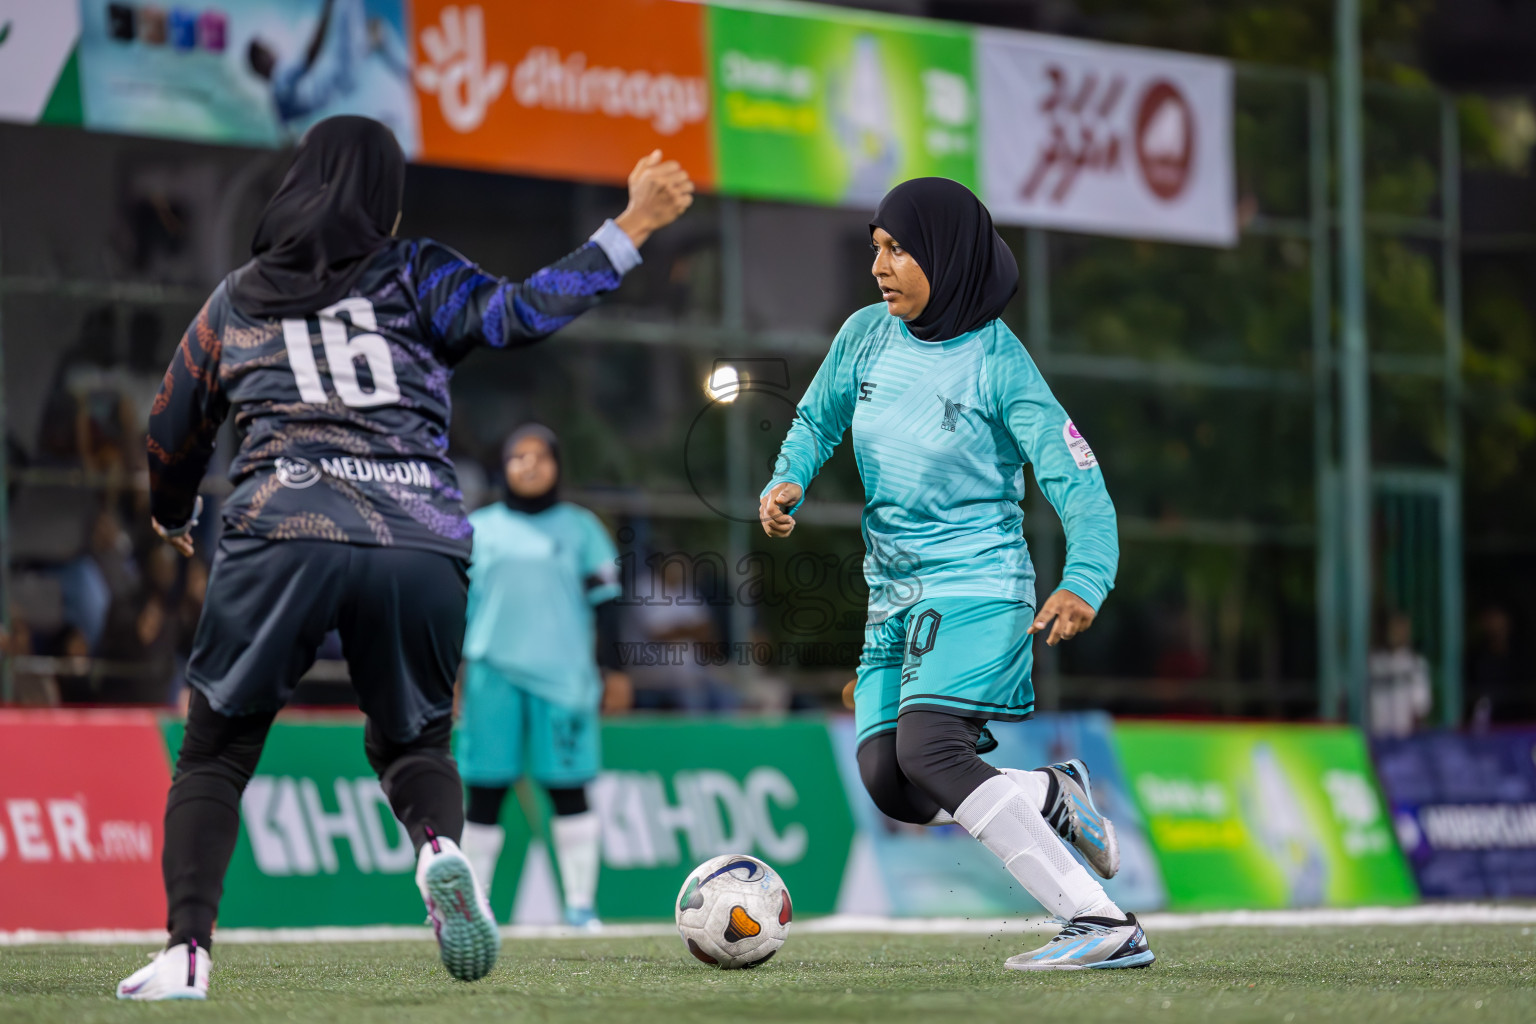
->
[706,0,977,207]
[1113,722,1417,910]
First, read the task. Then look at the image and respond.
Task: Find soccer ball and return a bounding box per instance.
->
[674,854,792,969]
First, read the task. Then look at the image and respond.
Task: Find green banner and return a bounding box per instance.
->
[706,0,977,206]
[162,715,853,926]
[163,717,481,927]
[1112,722,1417,911]
[582,718,853,919]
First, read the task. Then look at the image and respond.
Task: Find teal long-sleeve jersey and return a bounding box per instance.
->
[764,303,1119,621]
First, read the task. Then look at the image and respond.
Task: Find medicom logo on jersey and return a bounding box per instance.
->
[275,456,436,489]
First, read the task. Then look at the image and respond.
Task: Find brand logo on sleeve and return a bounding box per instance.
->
[1063,420,1098,469]
[858,382,877,402]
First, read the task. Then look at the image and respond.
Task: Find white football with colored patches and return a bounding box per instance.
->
[675,854,792,969]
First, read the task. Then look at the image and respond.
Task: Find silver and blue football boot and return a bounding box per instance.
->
[1034,758,1120,879]
[1005,913,1155,971]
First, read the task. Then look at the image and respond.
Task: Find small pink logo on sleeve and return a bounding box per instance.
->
[1063,419,1097,469]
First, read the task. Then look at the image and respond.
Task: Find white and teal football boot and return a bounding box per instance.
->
[116,941,210,1000]
[416,829,501,981]
[1005,913,1155,971]
[1035,758,1120,879]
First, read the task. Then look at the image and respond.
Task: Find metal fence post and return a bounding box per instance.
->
[0,168,10,705]
[1309,72,1340,720]
[1336,0,1373,727]
[1440,95,1465,726]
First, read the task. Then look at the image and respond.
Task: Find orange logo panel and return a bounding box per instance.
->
[414,0,715,188]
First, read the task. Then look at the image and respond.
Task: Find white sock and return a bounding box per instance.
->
[1001,768,1050,811]
[924,769,1044,827]
[954,775,1121,921]
[550,810,601,913]
[459,822,505,896]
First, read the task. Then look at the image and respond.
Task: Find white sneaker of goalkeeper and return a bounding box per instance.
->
[116,940,210,1000]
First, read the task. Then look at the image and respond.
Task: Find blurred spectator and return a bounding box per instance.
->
[1368,610,1433,739]
[2,615,60,707]
[627,558,738,712]
[1467,605,1513,730]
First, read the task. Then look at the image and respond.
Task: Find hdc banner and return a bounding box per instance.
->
[0,710,170,930]
[159,715,854,926]
[1114,722,1416,910]
[977,29,1235,246]
[1373,731,1536,898]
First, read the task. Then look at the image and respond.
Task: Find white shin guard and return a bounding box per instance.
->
[954,775,1119,921]
[550,810,601,913]
[459,822,505,896]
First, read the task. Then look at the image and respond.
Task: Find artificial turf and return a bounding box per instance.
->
[4,926,1533,1024]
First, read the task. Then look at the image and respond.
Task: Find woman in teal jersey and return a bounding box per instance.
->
[759,178,1154,971]
[457,424,629,930]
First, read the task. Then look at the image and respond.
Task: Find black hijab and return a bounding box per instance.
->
[502,423,561,515]
[228,116,406,319]
[869,177,1019,343]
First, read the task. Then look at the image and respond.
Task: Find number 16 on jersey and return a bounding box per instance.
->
[281,297,401,408]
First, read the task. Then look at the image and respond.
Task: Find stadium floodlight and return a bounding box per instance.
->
[705,363,741,403]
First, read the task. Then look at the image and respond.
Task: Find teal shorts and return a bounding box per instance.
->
[455,661,600,787]
[854,597,1035,747]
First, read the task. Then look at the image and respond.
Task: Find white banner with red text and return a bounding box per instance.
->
[977,29,1235,246]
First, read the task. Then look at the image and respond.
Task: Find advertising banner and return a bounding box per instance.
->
[1114,722,1416,910]
[707,0,977,207]
[412,0,714,188]
[829,713,1165,917]
[0,3,81,125]
[1373,731,1536,898]
[0,710,170,930]
[163,715,438,927]
[159,715,852,926]
[977,29,1235,246]
[77,0,419,153]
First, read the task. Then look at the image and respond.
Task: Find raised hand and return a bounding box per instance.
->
[614,150,694,247]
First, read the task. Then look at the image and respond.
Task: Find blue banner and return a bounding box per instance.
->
[1373,731,1536,898]
[78,0,418,153]
[828,712,1167,916]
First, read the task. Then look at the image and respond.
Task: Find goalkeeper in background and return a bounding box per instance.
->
[457,424,629,930]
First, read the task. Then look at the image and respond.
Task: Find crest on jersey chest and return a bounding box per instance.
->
[937,395,969,432]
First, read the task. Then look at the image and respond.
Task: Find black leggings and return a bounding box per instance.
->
[163,689,463,950]
[465,784,588,824]
[856,710,1001,823]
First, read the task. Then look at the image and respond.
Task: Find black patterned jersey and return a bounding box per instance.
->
[148,226,637,558]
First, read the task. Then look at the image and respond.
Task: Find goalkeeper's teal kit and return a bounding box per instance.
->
[764,303,1119,745]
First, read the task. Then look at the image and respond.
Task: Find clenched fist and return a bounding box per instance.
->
[614,150,694,247]
[759,482,801,538]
